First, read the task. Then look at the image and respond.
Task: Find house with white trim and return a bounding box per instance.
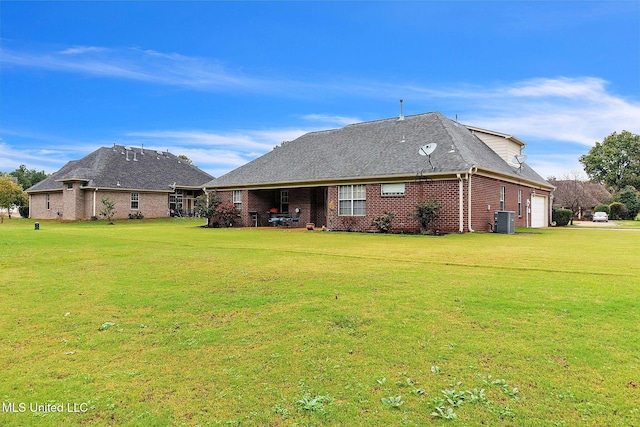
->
[205,112,553,233]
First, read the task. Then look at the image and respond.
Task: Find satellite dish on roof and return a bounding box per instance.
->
[513,154,527,173]
[513,154,527,165]
[419,143,437,156]
[419,143,437,170]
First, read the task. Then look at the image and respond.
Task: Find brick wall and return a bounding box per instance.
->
[94,191,169,219]
[29,190,171,220]
[29,192,64,219]
[470,175,551,232]
[219,177,551,233]
[62,182,85,220]
[326,180,465,233]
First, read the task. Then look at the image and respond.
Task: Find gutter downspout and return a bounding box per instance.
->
[456,174,464,233]
[467,166,477,232]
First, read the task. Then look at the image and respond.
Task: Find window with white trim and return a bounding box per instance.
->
[130,192,139,210]
[233,190,242,211]
[381,183,405,196]
[46,194,50,210]
[338,184,366,216]
[518,190,522,216]
[500,186,505,211]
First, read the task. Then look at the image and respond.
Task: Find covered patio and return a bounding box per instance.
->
[244,187,327,228]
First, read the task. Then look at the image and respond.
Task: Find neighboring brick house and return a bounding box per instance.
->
[205,112,554,233]
[26,145,213,220]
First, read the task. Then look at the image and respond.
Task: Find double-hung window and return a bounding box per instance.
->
[518,190,522,216]
[130,192,139,210]
[338,184,366,216]
[46,194,50,210]
[233,190,242,211]
[499,186,505,211]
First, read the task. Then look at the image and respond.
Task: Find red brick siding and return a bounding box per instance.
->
[222,177,550,233]
[325,181,465,233]
[469,175,551,232]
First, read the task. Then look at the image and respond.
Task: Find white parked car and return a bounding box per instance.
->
[592,212,608,222]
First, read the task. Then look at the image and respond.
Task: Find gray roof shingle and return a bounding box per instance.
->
[27,145,213,193]
[208,112,550,188]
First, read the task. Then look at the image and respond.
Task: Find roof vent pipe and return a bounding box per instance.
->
[141,143,144,155]
[398,99,404,121]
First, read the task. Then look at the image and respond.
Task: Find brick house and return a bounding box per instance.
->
[26,145,213,220]
[205,112,554,233]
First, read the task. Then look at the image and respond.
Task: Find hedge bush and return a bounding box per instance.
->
[552,208,572,226]
[609,202,627,220]
[370,211,395,233]
[594,204,610,214]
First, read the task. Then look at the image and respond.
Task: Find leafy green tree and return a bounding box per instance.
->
[9,165,48,189]
[0,177,27,220]
[579,131,640,191]
[614,186,640,219]
[195,191,221,227]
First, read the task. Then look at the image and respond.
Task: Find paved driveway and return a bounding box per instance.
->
[573,220,619,227]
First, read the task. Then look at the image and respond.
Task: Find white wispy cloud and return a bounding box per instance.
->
[445,77,640,146]
[59,46,109,55]
[300,114,361,126]
[124,128,309,152]
[2,43,638,179]
[1,45,264,91]
[4,44,637,143]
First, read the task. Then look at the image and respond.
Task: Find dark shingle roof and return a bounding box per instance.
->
[208,112,550,188]
[27,145,213,193]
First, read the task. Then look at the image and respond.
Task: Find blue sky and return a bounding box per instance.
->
[1,1,639,180]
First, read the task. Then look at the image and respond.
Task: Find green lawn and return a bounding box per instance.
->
[1,218,639,426]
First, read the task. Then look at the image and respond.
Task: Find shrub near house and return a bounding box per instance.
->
[552,208,572,226]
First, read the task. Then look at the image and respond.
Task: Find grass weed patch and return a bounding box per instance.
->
[0,218,639,425]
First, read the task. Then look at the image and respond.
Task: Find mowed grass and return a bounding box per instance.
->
[1,218,639,426]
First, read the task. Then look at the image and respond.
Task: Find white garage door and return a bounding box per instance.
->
[531,195,546,228]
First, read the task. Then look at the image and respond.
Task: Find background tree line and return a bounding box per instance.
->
[0,165,48,219]
[553,130,640,221]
